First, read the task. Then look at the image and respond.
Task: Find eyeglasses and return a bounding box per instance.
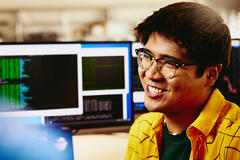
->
[135,48,196,79]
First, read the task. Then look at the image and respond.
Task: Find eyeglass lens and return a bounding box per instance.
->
[137,51,176,79]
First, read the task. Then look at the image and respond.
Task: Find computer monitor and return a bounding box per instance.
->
[0,42,133,128]
[131,42,147,113]
[218,39,240,105]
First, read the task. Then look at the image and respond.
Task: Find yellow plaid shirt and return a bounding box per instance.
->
[125,89,240,160]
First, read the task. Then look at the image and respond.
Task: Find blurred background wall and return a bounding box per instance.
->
[0,0,238,42]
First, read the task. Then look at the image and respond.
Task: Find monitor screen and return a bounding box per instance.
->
[218,39,240,105]
[131,42,147,113]
[0,42,133,127]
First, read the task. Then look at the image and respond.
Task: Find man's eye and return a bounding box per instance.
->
[142,53,151,59]
[143,54,149,58]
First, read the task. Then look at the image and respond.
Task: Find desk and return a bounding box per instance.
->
[72,126,130,160]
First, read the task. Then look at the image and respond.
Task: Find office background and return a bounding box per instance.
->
[0,0,239,160]
[0,0,238,42]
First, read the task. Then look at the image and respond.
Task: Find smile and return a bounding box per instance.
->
[147,85,167,97]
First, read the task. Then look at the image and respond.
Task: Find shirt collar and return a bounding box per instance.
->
[189,89,226,136]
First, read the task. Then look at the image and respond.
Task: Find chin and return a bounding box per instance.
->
[145,100,173,113]
[144,102,165,112]
[144,96,166,112]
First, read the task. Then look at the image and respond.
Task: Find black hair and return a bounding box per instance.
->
[135,2,231,81]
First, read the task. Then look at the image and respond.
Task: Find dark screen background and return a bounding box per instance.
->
[0,55,78,111]
[82,56,124,90]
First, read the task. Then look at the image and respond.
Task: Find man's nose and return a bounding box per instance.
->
[145,61,163,79]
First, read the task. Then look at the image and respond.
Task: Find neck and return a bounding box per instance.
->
[163,109,201,135]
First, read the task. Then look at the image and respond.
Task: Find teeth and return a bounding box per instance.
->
[148,86,163,95]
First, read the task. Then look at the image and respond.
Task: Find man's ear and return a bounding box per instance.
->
[205,64,222,87]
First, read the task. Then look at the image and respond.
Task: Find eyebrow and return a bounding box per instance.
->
[142,47,184,63]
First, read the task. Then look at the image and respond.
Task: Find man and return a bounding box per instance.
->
[126,2,240,160]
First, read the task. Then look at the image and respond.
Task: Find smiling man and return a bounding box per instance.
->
[125,2,240,160]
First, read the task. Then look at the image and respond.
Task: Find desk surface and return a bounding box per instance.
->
[73,132,129,160]
[72,126,130,160]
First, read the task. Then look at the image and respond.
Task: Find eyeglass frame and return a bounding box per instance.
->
[135,48,196,79]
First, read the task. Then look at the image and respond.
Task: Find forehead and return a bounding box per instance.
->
[144,33,188,61]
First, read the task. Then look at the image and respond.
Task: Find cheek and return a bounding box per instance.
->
[168,76,205,103]
[167,77,191,102]
[168,79,183,98]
